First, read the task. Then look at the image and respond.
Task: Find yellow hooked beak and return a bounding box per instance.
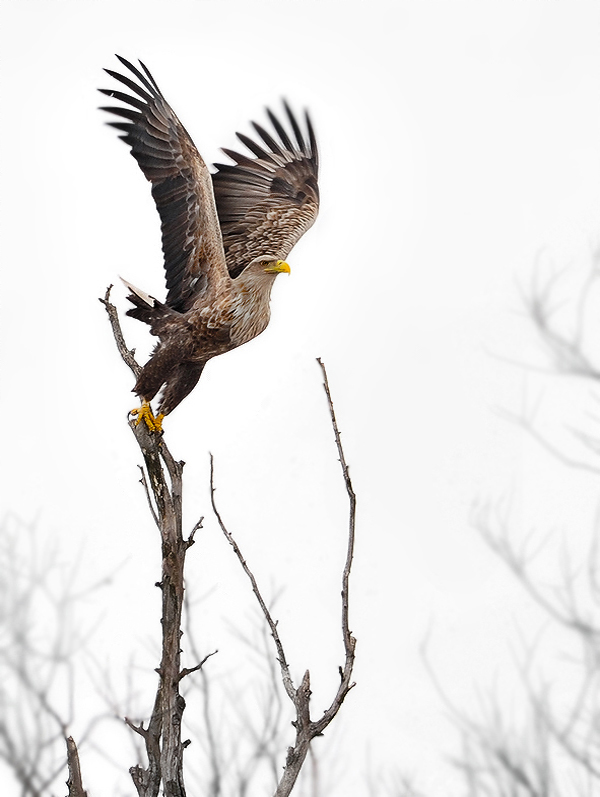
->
[264,259,291,274]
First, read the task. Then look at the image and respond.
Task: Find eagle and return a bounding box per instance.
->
[100,56,319,431]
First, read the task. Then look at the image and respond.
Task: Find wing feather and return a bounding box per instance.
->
[266,109,295,152]
[212,104,319,278]
[283,101,307,152]
[100,56,229,312]
[234,132,272,160]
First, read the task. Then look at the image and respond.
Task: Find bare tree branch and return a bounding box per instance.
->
[210,358,357,797]
[182,596,224,797]
[209,457,297,705]
[179,650,218,682]
[523,258,600,380]
[0,515,108,796]
[313,358,357,734]
[99,285,142,379]
[102,288,196,797]
[65,736,88,797]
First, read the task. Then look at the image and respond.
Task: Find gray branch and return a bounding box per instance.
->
[211,358,357,797]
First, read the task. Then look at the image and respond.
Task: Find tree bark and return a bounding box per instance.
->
[65,736,87,797]
[102,288,201,797]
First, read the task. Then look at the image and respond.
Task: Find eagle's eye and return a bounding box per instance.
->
[261,259,270,266]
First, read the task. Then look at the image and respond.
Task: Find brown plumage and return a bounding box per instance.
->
[99,56,319,428]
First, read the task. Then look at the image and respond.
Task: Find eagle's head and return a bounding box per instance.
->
[244,255,291,279]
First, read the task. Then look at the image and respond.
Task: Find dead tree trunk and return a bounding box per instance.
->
[102,287,204,797]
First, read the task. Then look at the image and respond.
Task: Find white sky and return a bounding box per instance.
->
[3,1,600,794]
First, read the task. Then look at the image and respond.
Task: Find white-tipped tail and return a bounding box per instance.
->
[120,276,155,307]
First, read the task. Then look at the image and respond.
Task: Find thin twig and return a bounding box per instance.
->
[124,718,149,740]
[183,596,223,796]
[317,357,357,675]
[209,455,297,704]
[99,285,142,379]
[179,650,218,682]
[138,466,160,528]
[186,516,204,549]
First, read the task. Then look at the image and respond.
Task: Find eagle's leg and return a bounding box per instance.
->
[130,401,162,432]
[157,361,206,418]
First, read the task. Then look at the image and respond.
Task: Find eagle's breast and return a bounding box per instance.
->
[226,282,273,348]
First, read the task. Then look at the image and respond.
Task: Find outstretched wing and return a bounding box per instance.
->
[99,56,229,313]
[212,104,319,279]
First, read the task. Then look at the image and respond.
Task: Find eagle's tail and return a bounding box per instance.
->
[120,277,176,335]
[120,277,155,308]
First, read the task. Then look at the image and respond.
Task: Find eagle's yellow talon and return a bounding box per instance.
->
[130,402,162,432]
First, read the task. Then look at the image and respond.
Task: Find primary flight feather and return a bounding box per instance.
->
[100,55,319,430]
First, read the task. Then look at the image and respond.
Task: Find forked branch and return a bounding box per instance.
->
[210,358,357,797]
